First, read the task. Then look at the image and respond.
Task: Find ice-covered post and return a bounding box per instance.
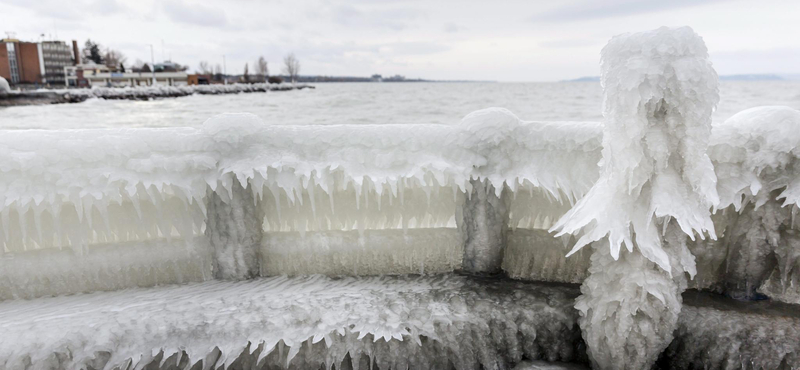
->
[202,113,266,280]
[206,180,263,280]
[460,178,508,274]
[458,108,518,274]
[552,27,719,370]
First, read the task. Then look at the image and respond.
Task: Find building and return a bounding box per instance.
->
[65,63,188,87]
[1,38,76,86]
[38,41,74,85]
[1,38,42,85]
[188,74,212,85]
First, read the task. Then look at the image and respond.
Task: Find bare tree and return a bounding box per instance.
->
[104,48,127,69]
[198,61,212,74]
[243,63,249,83]
[282,53,300,83]
[214,64,223,82]
[255,56,268,80]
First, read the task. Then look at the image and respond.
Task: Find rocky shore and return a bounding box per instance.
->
[0,82,313,107]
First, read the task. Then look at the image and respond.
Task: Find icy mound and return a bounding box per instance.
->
[0,275,585,370]
[0,76,9,94]
[711,106,800,210]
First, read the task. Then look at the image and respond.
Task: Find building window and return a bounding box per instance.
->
[6,43,19,84]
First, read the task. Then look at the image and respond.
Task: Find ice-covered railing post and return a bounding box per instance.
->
[552,27,720,370]
[460,178,508,274]
[457,109,520,274]
[203,114,266,280]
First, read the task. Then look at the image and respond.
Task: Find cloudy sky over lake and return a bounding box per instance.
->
[2,0,798,81]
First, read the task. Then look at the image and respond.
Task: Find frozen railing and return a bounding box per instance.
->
[0,109,603,295]
[1,27,800,370]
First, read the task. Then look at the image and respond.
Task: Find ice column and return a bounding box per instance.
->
[552,27,720,370]
[460,178,508,274]
[206,181,264,280]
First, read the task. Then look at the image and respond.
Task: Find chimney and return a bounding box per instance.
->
[72,40,79,65]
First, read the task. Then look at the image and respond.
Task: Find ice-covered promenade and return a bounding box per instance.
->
[1,27,800,370]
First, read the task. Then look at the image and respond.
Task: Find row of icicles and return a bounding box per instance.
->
[0,169,573,253]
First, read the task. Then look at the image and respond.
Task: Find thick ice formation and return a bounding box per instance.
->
[550,26,719,370]
[553,26,719,271]
[0,275,585,370]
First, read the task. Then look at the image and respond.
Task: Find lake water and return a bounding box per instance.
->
[1,81,799,129]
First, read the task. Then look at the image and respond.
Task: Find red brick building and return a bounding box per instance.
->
[1,38,75,86]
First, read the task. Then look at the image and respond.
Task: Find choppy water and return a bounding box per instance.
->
[1,81,799,129]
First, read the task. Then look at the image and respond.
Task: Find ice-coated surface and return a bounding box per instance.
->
[710,106,800,211]
[553,26,719,273]
[513,360,589,370]
[552,26,718,370]
[0,275,586,370]
[503,230,590,284]
[0,237,212,300]
[260,229,462,276]
[665,290,800,370]
[65,83,307,100]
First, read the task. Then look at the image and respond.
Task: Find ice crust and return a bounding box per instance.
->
[64,83,308,100]
[0,109,603,296]
[0,275,586,370]
[665,291,800,370]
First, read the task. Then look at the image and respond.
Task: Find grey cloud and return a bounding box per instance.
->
[162,0,228,28]
[530,0,725,22]
[444,22,461,33]
[539,38,602,49]
[0,0,126,20]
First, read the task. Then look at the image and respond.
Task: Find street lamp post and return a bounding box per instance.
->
[150,45,156,86]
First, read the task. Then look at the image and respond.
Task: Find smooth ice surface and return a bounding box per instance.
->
[0,237,212,300]
[0,275,585,370]
[261,229,462,276]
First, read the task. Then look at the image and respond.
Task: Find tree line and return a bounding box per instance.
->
[196,53,301,83]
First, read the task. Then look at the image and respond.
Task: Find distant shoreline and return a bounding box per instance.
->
[564,74,799,82]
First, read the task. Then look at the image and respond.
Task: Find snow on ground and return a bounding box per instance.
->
[0,275,584,370]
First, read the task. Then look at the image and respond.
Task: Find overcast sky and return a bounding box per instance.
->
[1,0,798,81]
